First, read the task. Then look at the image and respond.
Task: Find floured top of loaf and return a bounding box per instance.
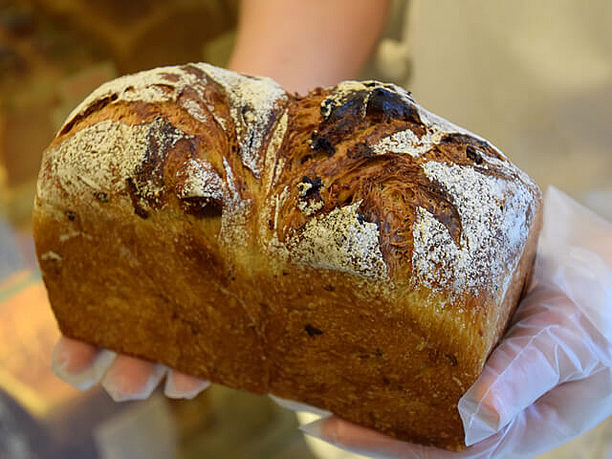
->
[40,64,541,305]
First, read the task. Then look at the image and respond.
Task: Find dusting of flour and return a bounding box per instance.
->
[287,201,387,281]
[46,67,537,294]
[61,63,287,179]
[202,65,287,178]
[40,120,163,204]
[412,161,533,298]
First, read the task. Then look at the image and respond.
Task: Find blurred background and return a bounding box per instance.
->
[0,0,610,457]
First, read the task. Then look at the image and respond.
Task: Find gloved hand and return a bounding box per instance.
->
[52,337,209,401]
[297,187,612,458]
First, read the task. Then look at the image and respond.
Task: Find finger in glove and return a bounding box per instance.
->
[52,336,116,390]
[459,286,612,445]
[101,355,167,402]
[164,370,210,399]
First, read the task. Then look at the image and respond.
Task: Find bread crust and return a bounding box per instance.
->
[33,63,542,450]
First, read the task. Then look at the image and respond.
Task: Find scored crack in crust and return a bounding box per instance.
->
[34,63,542,450]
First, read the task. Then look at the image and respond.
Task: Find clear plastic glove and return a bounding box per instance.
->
[52,337,210,400]
[297,187,612,458]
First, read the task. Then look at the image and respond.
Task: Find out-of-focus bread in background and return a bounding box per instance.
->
[0,0,238,228]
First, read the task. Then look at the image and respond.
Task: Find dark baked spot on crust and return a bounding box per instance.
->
[422,180,463,246]
[305,324,324,337]
[65,210,76,221]
[365,87,419,123]
[133,207,149,219]
[125,177,149,219]
[441,133,489,149]
[356,210,370,225]
[441,133,505,162]
[323,284,335,292]
[465,146,484,165]
[310,134,335,156]
[180,196,223,219]
[300,176,323,198]
[42,256,62,275]
[347,142,374,159]
[316,91,369,146]
[94,191,109,203]
[323,90,365,121]
[59,93,118,137]
[444,353,458,366]
[320,98,335,117]
[299,154,313,165]
[181,64,207,80]
[322,86,419,124]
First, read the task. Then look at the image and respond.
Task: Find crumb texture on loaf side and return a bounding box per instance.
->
[33,63,542,451]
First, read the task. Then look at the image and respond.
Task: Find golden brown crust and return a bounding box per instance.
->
[33,63,542,450]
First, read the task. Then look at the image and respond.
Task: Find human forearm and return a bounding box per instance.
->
[228,0,389,94]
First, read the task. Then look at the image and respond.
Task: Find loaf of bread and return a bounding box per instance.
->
[33,63,542,450]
